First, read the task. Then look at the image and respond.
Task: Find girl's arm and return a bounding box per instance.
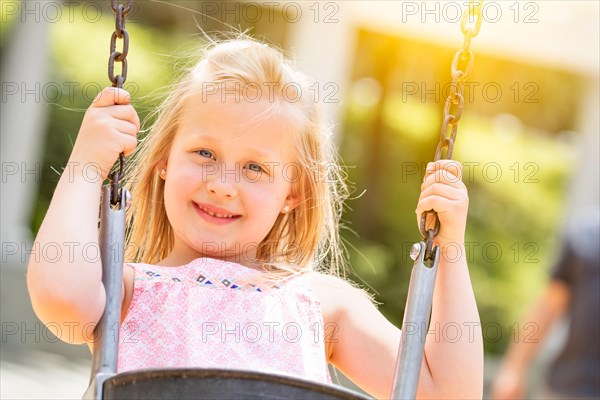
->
[415,160,483,398]
[420,244,483,399]
[27,87,139,344]
[322,160,483,398]
[313,275,424,398]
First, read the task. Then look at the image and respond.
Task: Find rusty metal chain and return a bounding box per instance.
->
[419,0,483,261]
[108,0,133,205]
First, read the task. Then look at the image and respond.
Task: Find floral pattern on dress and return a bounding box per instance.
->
[117,258,332,384]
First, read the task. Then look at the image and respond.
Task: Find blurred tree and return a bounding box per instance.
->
[340,28,578,354]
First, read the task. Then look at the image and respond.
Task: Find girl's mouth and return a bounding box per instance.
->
[193,202,241,225]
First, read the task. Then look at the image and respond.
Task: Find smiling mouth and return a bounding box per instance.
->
[195,203,240,219]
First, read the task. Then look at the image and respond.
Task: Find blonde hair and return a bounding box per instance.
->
[125,36,349,280]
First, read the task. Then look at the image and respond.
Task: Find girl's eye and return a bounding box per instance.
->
[246,163,264,173]
[197,149,215,160]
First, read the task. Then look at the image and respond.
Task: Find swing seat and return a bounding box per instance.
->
[101,368,372,399]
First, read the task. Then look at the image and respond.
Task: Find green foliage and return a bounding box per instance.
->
[0,3,17,48]
[340,83,574,355]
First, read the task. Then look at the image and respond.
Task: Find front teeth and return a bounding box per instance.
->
[204,208,233,218]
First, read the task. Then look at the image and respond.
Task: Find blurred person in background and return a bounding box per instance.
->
[491,207,600,399]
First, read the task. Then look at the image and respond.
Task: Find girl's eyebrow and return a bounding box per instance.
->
[245,147,275,160]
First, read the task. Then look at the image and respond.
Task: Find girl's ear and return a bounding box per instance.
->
[156,159,168,180]
[283,192,302,213]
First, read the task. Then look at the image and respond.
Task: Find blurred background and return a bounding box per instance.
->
[1,0,598,398]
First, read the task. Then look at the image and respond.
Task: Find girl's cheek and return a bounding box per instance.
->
[182,163,211,182]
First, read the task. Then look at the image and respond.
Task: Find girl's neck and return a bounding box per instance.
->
[156,252,266,272]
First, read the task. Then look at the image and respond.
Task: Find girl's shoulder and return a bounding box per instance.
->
[297,272,381,363]
[298,272,373,321]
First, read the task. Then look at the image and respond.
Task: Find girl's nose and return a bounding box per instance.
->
[205,164,239,199]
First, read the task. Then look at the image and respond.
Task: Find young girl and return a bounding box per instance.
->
[27,38,483,398]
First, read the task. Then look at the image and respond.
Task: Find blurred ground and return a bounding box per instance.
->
[0,349,547,399]
[1,347,90,399]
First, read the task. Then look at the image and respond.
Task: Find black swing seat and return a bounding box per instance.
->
[101,368,372,399]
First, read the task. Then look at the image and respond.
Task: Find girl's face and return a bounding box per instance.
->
[160,93,301,266]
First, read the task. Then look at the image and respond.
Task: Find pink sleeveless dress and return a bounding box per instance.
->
[117,258,332,384]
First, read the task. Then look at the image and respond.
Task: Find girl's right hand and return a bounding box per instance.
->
[69,87,140,180]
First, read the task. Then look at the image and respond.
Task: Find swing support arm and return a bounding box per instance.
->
[84,186,129,400]
[391,242,440,398]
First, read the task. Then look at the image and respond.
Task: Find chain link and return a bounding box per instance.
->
[108,1,131,90]
[107,0,133,205]
[419,0,483,260]
[111,0,132,15]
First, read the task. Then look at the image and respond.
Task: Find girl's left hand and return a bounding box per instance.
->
[415,160,469,248]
